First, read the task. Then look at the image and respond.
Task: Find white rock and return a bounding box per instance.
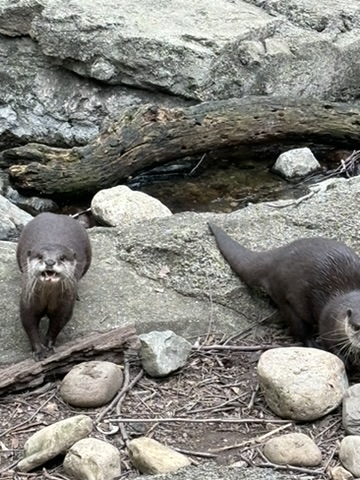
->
[128,437,191,474]
[330,465,354,480]
[273,147,321,179]
[263,432,322,467]
[17,415,93,472]
[339,436,360,477]
[257,347,348,421]
[139,330,192,377]
[91,185,172,226]
[64,438,121,480]
[343,384,360,435]
[0,194,32,240]
[60,361,123,408]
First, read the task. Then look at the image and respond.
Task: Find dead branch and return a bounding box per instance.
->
[0,325,139,395]
[2,97,360,196]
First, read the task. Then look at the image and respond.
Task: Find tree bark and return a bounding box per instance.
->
[0,325,139,394]
[1,96,360,196]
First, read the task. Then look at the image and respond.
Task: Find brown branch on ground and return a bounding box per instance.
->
[0,325,139,395]
[315,149,360,181]
[95,365,144,425]
[256,448,325,476]
[106,417,291,424]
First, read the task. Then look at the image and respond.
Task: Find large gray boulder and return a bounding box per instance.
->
[1,0,360,149]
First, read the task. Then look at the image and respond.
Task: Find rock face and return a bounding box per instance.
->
[263,433,322,467]
[59,361,124,408]
[1,0,360,149]
[257,347,348,421]
[139,330,192,377]
[17,415,93,472]
[0,34,189,150]
[91,186,172,226]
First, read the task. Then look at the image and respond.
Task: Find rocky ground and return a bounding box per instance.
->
[0,320,351,479]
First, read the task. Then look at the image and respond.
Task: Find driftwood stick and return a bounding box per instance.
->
[0,325,139,395]
[2,96,360,195]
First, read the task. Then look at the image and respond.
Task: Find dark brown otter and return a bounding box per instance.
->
[209,222,360,362]
[17,212,92,360]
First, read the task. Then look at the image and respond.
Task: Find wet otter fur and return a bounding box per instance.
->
[208,222,360,363]
[17,212,92,360]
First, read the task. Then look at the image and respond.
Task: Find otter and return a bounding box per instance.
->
[208,222,360,363]
[17,212,92,360]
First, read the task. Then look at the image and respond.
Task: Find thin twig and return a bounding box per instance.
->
[0,391,57,438]
[70,208,91,219]
[209,422,293,453]
[256,461,324,476]
[96,368,143,424]
[194,344,278,352]
[266,191,315,209]
[202,271,215,346]
[188,153,206,176]
[185,395,244,415]
[106,417,290,425]
[116,358,131,446]
[323,445,337,472]
[43,468,72,480]
[222,313,277,345]
[174,447,217,459]
[246,384,259,411]
[256,447,324,476]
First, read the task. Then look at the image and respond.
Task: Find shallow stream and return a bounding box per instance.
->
[127,147,343,214]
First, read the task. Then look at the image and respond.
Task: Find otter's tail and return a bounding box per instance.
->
[208,222,265,288]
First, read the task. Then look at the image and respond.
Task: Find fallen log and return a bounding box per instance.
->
[0,325,139,395]
[2,96,360,196]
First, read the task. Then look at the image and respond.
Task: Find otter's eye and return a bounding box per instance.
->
[352,324,360,333]
[59,255,66,262]
[37,254,43,260]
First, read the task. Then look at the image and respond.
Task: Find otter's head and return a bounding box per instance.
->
[26,244,77,284]
[319,291,360,365]
[343,307,360,350]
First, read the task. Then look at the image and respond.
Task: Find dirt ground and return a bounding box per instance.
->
[0,321,350,480]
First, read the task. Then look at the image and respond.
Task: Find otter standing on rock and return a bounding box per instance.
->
[209,222,360,362]
[17,212,92,360]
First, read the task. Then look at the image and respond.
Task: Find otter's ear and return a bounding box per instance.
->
[73,250,77,260]
[27,250,32,257]
[347,308,353,319]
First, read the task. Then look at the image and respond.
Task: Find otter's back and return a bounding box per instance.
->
[209,223,360,321]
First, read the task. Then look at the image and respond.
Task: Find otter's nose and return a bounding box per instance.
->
[45,259,56,267]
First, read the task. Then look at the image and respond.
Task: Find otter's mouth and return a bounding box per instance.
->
[41,270,61,282]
